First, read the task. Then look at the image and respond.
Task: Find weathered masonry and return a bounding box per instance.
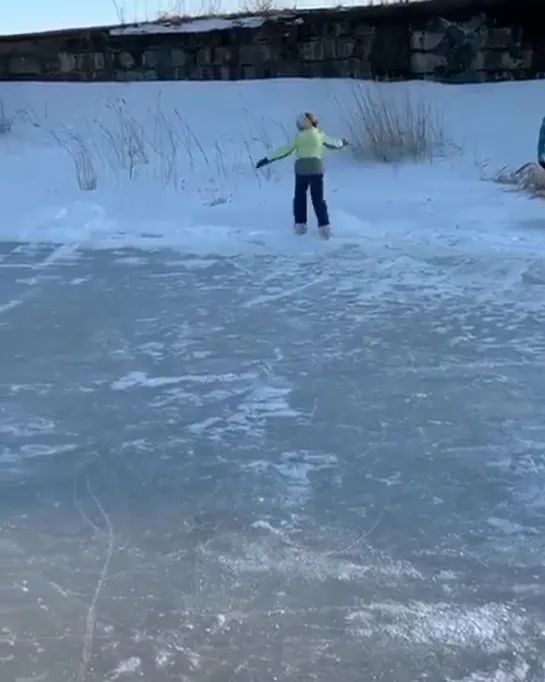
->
[0,0,543,84]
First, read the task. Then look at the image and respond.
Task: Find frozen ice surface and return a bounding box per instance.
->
[1,78,545,681]
[1,242,545,682]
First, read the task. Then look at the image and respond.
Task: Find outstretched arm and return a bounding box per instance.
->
[322,131,347,150]
[270,142,297,161]
[255,141,296,169]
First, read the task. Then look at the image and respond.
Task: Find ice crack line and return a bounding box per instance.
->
[75,473,115,682]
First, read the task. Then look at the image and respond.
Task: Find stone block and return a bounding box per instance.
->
[171,49,187,67]
[437,15,484,43]
[259,43,273,63]
[473,51,485,71]
[411,51,446,75]
[74,54,86,70]
[320,60,345,78]
[352,23,374,40]
[410,29,444,52]
[321,39,335,60]
[173,66,187,80]
[486,48,532,73]
[213,45,231,65]
[352,34,373,62]
[336,38,355,60]
[58,51,76,73]
[242,64,256,79]
[347,57,372,79]
[300,40,324,62]
[486,27,512,50]
[91,52,105,71]
[196,47,212,66]
[275,61,300,77]
[447,70,482,83]
[239,44,261,65]
[8,56,41,76]
[370,23,410,77]
[142,50,160,68]
[118,52,135,69]
[502,48,533,71]
[192,66,214,80]
[320,21,341,39]
[71,52,105,72]
[255,63,276,79]
[472,71,489,83]
[0,42,19,55]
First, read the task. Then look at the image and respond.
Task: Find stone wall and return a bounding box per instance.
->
[0,0,544,84]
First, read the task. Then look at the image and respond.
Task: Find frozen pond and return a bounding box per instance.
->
[1,241,544,681]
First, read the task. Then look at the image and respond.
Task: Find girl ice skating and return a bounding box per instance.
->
[255,112,347,239]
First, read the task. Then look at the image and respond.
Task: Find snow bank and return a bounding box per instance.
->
[0,77,543,257]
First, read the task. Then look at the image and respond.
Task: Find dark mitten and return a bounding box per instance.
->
[256,157,270,169]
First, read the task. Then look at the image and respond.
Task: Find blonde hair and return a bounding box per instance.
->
[296,112,318,131]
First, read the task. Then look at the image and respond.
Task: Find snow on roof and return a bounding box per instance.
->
[109,15,266,36]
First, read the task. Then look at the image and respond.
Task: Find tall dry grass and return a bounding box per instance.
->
[336,83,448,163]
[51,127,98,191]
[48,96,280,200]
[114,0,423,24]
[114,0,282,23]
[48,83,452,195]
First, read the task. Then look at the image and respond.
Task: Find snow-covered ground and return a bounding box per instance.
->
[1,78,545,681]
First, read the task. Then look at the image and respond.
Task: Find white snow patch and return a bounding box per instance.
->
[0,299,23,314]
[214,537,423,585]
[348,601,537,654]
[447,660,531,681]
[0,414,56,436]
[111,370,260,391]
[242,451,338,508]
[109,656,142,679]
[19,443,78,458]
[110,16,264,35]
[111,371,186,390]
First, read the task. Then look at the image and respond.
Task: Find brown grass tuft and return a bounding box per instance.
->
[336,83,447,163]
[490,162,545,199]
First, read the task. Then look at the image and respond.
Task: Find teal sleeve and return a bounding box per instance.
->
[538,116,545,163]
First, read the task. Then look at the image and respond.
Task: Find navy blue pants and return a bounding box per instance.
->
[293,174,329,227]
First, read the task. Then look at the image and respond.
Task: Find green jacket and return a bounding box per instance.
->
[269,127,345,175]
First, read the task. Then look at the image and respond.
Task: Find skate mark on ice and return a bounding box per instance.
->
[74,473,115,682]
[242,274,330,309]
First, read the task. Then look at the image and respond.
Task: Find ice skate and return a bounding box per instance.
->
[294,223,307,235]
[318,224,331,240]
